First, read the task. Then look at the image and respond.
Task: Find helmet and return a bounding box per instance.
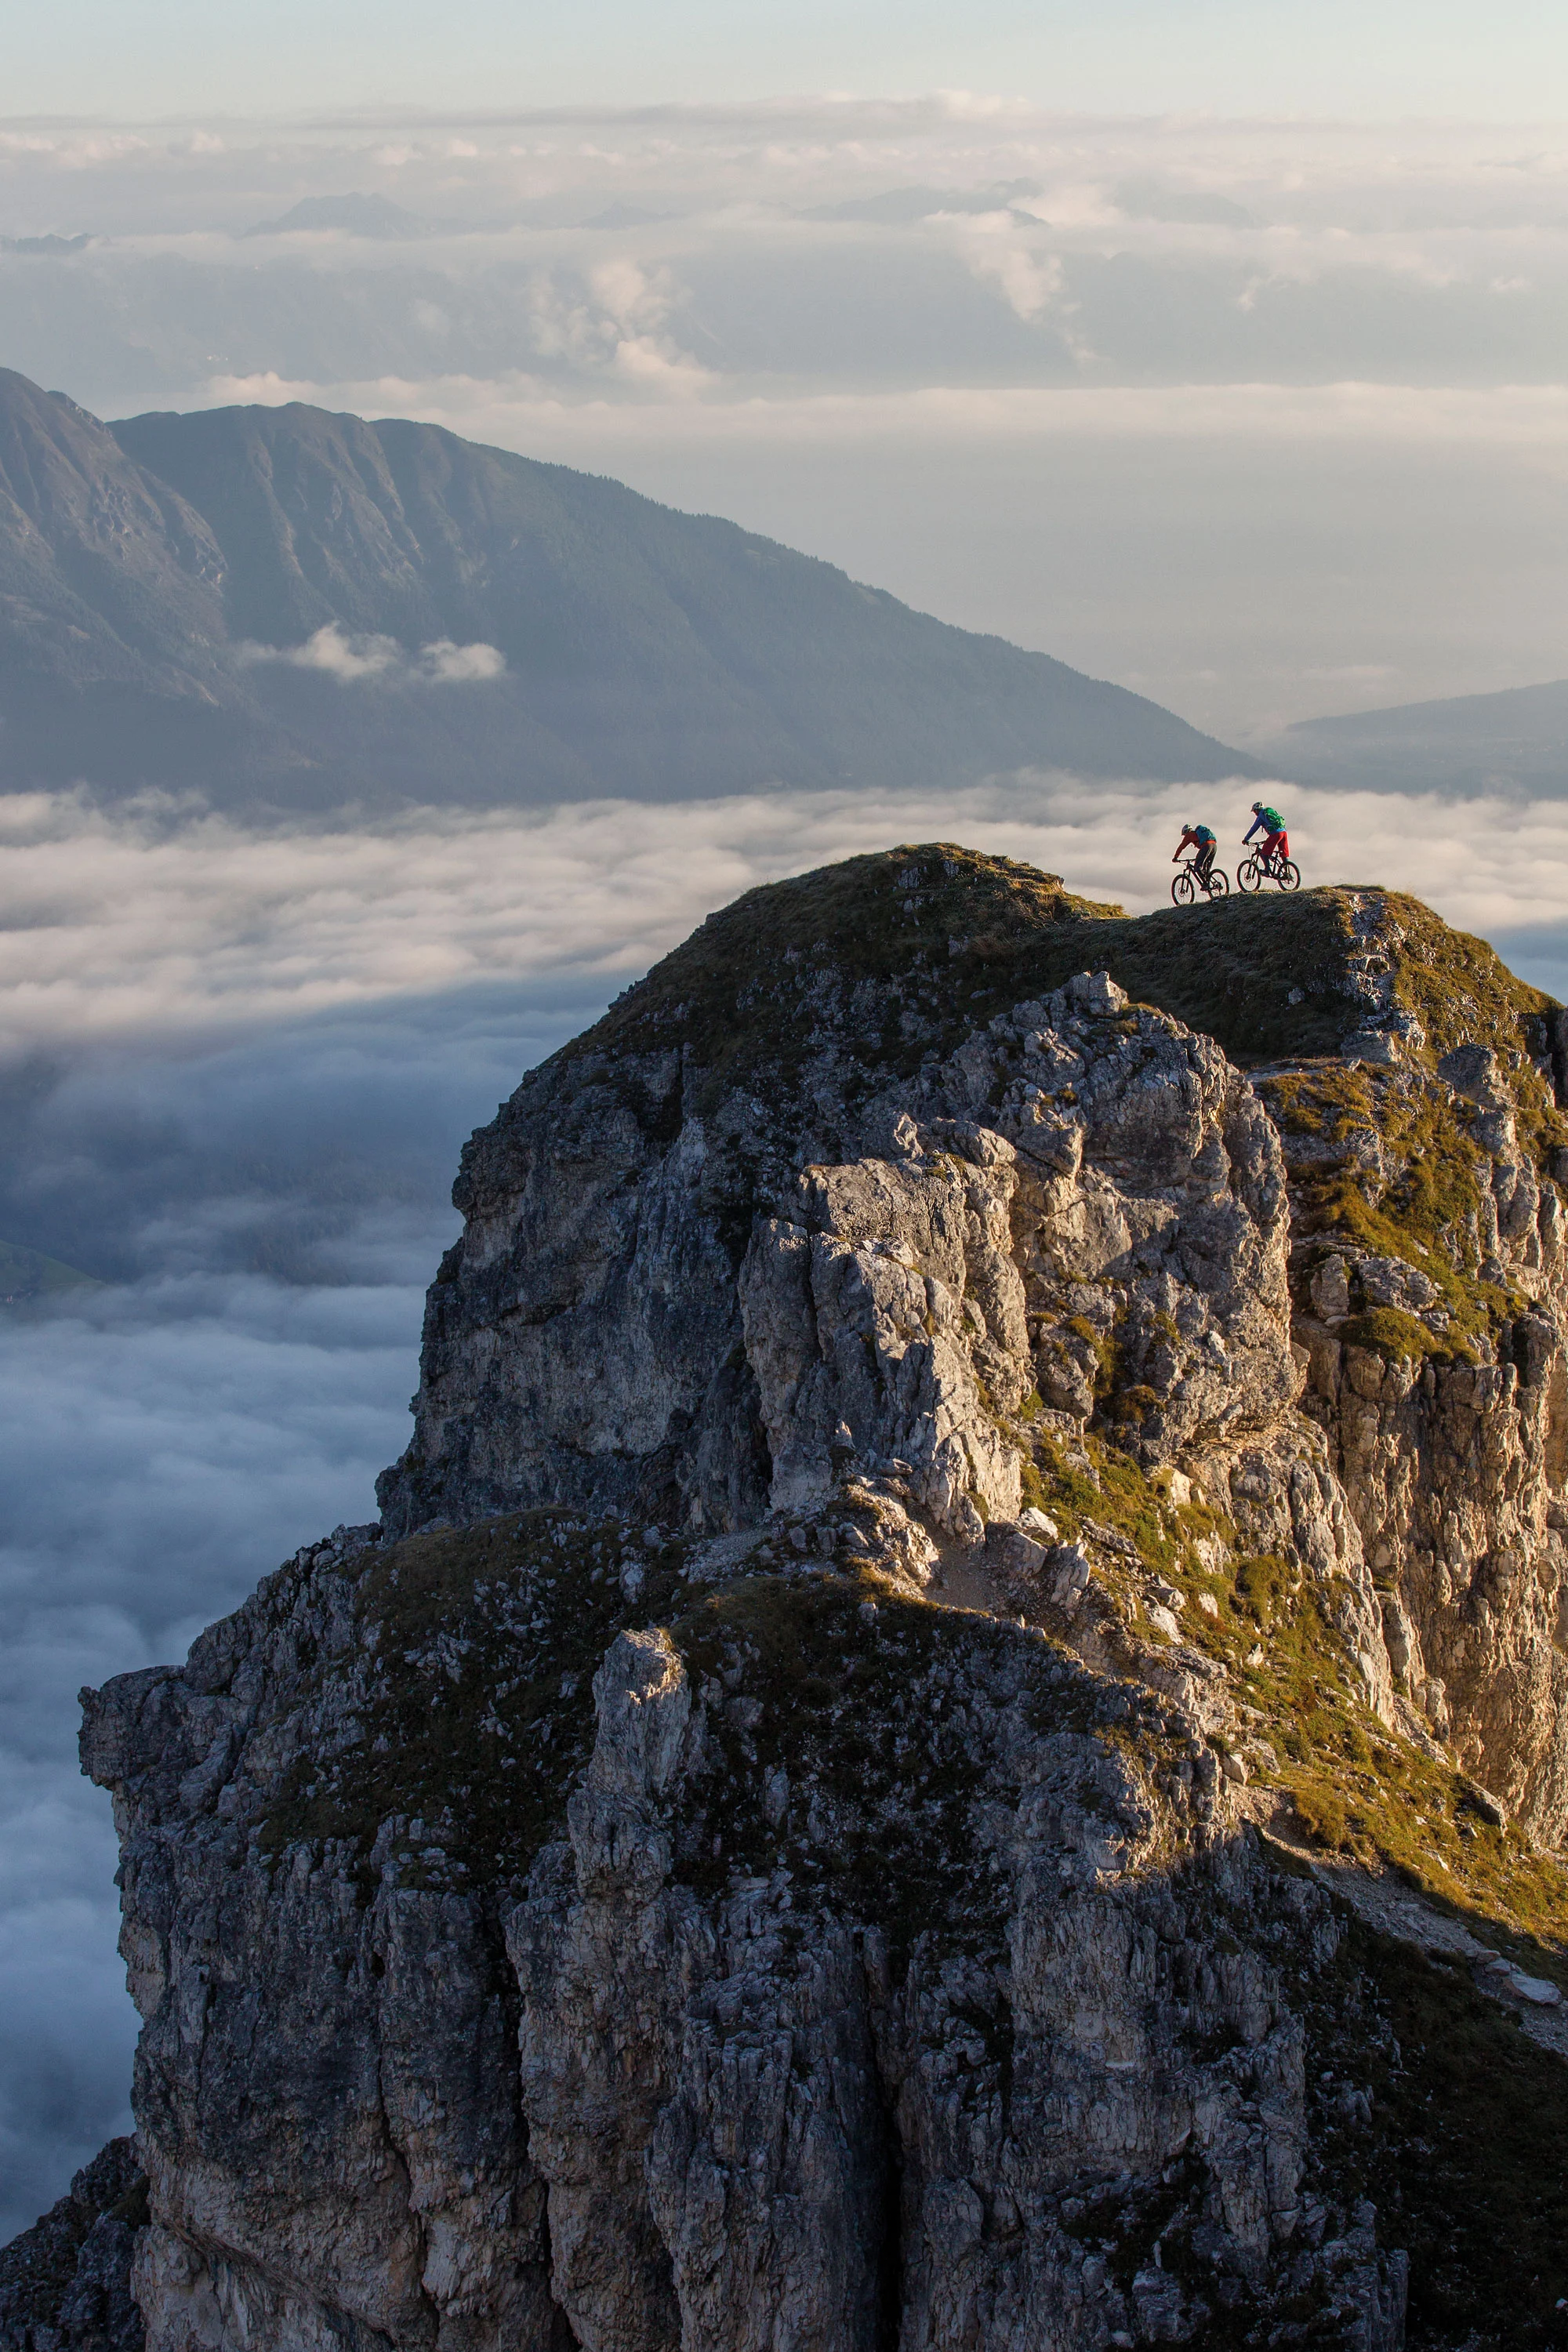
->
[1251,800,1263,812]
[1183,821,1193,832]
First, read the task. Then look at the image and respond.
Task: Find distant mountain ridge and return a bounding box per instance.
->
[1280,676,1568,797]
[242,194,430,239]
[0,365,1258,813]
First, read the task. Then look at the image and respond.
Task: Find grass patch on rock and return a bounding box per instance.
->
[577,843,1121,1113]
[259,1510,694,1893]
[1022,1426,1234,1583]
[1137,1508,1568,1976]
[1014,1426,1568,1976]
[1299,1911,1568,2350]
[1337,1307,1449,1360]
[666,1567,1171,1962]
[1262,1056,1538,1355]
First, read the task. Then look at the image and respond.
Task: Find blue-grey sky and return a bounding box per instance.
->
[6,0,1568,120]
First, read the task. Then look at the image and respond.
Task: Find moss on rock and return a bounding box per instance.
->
[666,1568,1164,1961]
[577,852,1561,1098]
[260,1511,696,1891]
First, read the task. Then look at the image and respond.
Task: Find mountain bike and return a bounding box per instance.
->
[1171,856,1229,906]
[1236,848,1301,894]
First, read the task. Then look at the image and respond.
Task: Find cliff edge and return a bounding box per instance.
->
[64,847,1568,2350]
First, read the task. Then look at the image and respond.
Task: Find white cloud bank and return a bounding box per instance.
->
[0,776,1565,1054]
[240,623,506,685]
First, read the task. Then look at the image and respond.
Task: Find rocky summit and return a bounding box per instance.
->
[25,845,1568,2350]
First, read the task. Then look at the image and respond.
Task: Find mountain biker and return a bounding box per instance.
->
[1243,801,1289,865]
[1174,821,1218,886]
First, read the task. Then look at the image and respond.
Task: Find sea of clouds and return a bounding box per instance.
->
[1,772,1566,2235]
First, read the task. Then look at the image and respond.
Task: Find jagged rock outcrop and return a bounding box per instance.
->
[0,2137,146,2351]
[379,920,1294,1542]
[80,1501,1415,2352]
[1250,896,1568,1836]
[55,848,1568,2349]
[78,1522,569,2352]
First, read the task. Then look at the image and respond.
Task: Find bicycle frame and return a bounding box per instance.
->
[1172,855,1228,904]
[1236,848,1301,893]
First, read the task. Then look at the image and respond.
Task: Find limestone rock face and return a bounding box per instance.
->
[508,1625,1403,2352]
[0,2138,146,2351]
[1258,935,1568,1836]
[1301,1334,1568,1834]
[380,964,1294,1545]
[64,851,1568,2350]
[79,1525,565,2352]
[81,1508,1410,2352]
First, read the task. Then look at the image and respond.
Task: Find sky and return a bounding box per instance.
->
[5,0,1568,2255]
[9,0,1568,120]
[7,100,1568,735]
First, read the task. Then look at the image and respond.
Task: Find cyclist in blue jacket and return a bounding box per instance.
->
[1243,801,1288,864]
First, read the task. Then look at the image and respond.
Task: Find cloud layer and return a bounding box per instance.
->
[1,778,1567,1056]
[239,624,507,686]
[0,1272,431,2239]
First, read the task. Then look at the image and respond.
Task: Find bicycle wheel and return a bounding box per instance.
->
[1236,856,1261,893]
[1277,858,1301,893]
[1206,867,1229,899]
[1171,869,1196,907]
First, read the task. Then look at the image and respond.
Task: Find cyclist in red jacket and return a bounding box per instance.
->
[1243,801,1288,863]
[1174,821,1218,886]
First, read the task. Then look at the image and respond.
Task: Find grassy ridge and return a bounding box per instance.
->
[580,849,1552,1079]
[0,1239,99,1303]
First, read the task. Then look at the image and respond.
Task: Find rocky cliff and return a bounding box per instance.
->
[57,849,1568,2348]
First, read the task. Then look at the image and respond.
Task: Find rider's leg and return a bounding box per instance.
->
[1196,840,1214,882]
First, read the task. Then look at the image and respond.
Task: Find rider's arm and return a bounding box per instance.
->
[1243,813,1261,842]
